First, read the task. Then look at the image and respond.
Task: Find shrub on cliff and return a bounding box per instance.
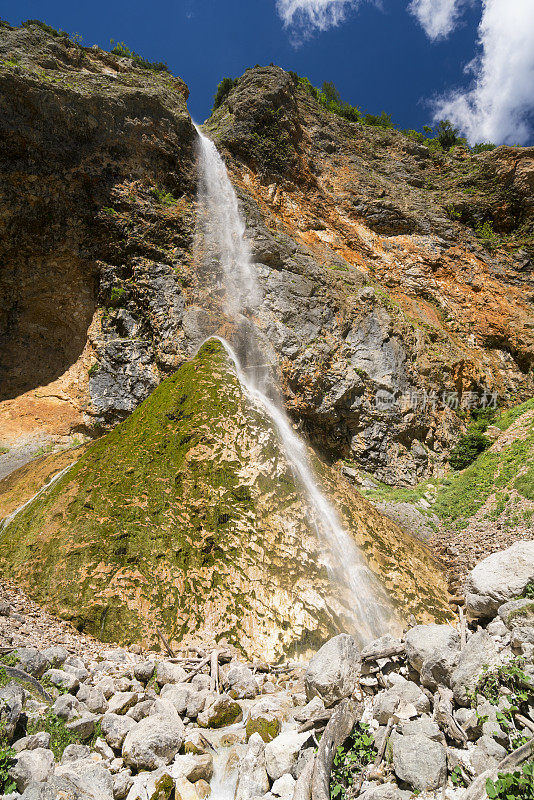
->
[450,430,491,470]
[110,40,169,72]
[213,77,238,111]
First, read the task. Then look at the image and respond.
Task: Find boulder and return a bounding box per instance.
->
[13,733,51,753]
[42,668,79,693]
[405,624,460,673]
[114,769,134,800]
[107,692,138,715]
[234,733,270,800]
[359,785,405,800]
[264,731,311,780]
[61,744,91,763]
[372,678,430,724]
[304,634,360,707]
[172,753,214,783]
[126,768,174,800]
[197,694,243,728]
[54,758,114,800]
[122,712,185,770]
[246,712,281,742]
[271,773,296,799]
[0,683,24,742]
[419,646,460,691]
[133,660,155,684]
[16,648,50,679]
[100,713,138,750]
[451,630,502,706]
[182,730,212,755]
[465,541,534,619]
[41,646,68,668]
[10,749,54,792]
[470,735,508,775]
[226,664,259,699]
[65,713,99,740]
[391,733,446,791]
[156,661,188,686]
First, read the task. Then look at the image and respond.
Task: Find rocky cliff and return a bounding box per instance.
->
[0,340,450,660]
[1,24,533,488]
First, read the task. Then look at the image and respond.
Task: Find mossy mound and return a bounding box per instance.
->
[0,340,451,659]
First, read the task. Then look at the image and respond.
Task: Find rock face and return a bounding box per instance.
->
[304,634,361,706]
[0,340,451,660]
[465,541,534,618]
[1,30,533,490]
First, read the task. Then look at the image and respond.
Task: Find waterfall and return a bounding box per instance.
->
[0,463,74,532]
[195,125,396,643]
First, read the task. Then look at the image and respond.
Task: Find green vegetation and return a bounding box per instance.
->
[471,659,533,751]
[496,398,534,431]
[249,108,294,174]
[449,430,491,470]
[212,77,238,111]
[486,763,534,800]
[27,711,84,759]
[109,286,128,307]
[109,40,169,73]
[521,581,534,600]
[472,142,497,153]
[476,220,500,249]
[0,653,18,667]
[22,19,69,38]
[330,723,376,800]
[0,744,15,795]
[435,119,466,151]
[0,446,8,456]
[88,363,100,378]
[150,186,179,206]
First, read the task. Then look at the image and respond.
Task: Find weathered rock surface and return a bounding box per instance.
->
[465,541,534,618]
[304,634,360,706]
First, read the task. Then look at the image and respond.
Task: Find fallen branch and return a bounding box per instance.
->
[516,714,534,735]
[434,687,467,745]
[156,628,175,658]
[298,710,334,733]
[183,654,211,683]
[459,606,467,650]
[373,715,396,770]
[311,699,363,800]
[210,650,219,693]
[361,644,406,662]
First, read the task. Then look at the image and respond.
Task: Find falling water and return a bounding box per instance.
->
[0,463,74,532]
[195,125,395,642]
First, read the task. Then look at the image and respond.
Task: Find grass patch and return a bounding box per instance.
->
[496,398,534,431]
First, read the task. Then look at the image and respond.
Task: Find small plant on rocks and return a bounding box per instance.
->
[0,743,16,794]
[330,723,376,800]
[486,762,534,800]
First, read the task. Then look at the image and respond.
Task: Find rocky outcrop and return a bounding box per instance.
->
[0,340,450,660]
[1,28,533,487]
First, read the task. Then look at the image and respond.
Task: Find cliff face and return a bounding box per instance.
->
[1,29,532,485]
[0,23,197,456]
[0,340,450,659]
[205,67,534,484]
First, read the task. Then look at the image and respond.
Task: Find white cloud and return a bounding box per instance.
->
[433,0,534,144]
[276,0,362,39]
[408,0,468,40]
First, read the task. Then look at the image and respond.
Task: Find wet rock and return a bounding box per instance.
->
[264,731,311,780]
[304,634,360,707]
[197,694,243,728]
[234,733,270,800]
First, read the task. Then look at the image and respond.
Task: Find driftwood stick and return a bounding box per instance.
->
[463,739,534,800]
[293,756,315,800]
[373,715,396,769]
[516,714,534,734]
[434,687,467,745]
[156,628,175,658]
[311,699,363,800]
[183,654,211,683]
[298,710,334,733]
[361,645,406,662]
[210,650,219,693]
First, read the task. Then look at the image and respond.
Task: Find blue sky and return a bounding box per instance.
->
[2,0,533,145]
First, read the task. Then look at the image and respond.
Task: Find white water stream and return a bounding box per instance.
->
[195,126,395,644]
[0,463,74,532]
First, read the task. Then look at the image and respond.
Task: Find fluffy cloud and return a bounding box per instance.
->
[276,0,362,39]
[408,0,468,40]
[433,0,534,144]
